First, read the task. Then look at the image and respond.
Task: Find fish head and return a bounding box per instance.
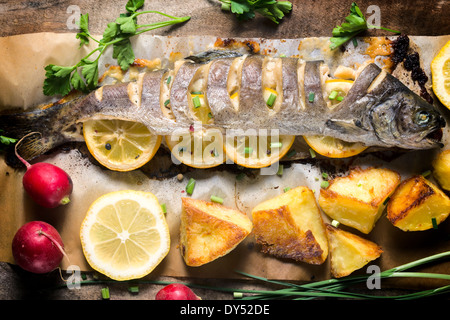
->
[370,91,445,149]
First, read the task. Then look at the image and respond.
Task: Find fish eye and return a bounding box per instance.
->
[414,110,431,125]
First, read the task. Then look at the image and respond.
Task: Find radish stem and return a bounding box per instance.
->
[39,229,70,264]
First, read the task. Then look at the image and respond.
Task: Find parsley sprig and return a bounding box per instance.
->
[330,2,400,50]
[43,0,190,96]
[219,0,292,24]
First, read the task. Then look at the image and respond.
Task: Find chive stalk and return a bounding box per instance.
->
[336,96,344,102]
[328,90,338,100]
[320,181,329,189]
[211,195,224,204]
[161,203,167,214]
[192,95,201,108]
[277,164,284,176]
[270,142,283,148]
[266,93,277,107]
[186,178,196,195]
[101,287,110,299]
[308,92,315,102]
[244,147,253,154]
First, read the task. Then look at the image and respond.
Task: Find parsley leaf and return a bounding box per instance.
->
[220,0,292,24]
[43,0,190,96]
[330,2,400,50]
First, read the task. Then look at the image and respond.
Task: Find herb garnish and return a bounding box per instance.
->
[330,2,400,50]
[219,0,292,24]
[43,0,190,96]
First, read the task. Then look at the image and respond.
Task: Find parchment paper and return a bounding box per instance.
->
[0,33,449,285]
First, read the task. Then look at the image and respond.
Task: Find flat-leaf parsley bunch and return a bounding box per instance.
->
[43,0,190,96]
[219,0,292,24]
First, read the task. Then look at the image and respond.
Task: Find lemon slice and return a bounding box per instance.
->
[224,134,295,168]
[431,40,450,109]
[83,119,162,172]
[303,135,367,158]
[80,190,170,281]
[304,79,367,158]
[165,127,225,169]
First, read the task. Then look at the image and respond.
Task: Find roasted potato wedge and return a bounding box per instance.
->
[251,186,328,265]
[326,224,383,278]
[432,149,450,191]
[318,167,401,234]
[180,197,253,267]
[387,175,450,231]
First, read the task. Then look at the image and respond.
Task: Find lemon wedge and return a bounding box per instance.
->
[304,78,367,158]
[83,119,161,172]
[80,190,170,281]
[431,40,450,109]
[224,134,295,169]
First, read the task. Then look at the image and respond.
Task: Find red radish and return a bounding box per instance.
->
[155,283,202,300]
[15,133,73,208]
[12,221,66,274]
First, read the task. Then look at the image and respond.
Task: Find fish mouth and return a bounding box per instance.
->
[423,127,444,147]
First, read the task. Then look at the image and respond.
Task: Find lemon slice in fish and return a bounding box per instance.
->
[80,190,170,281]
[83,119,162,172]
[224,134,295,169]
[165,127,225,169]
[431,40,450,110]
[304,79,367,158]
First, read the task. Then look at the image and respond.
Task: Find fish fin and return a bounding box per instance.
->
[184,50,244,64]
[0,101,75,162]
[325,119,368,135]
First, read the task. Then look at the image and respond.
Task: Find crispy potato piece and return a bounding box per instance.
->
[432,149,450,191]
[318,167,401,234]
[251,186,328,265]
[387,175,450,231]
[180,197,253,267]
[326,224,383,278]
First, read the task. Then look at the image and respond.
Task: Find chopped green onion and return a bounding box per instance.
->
[208,112,213,118]
[286,149,296,158]
[191,91,203,95]
[336,96,344,102]
[164,99,170,106]
[432,217,438,229]
[328,90,338,100]
[128,286,139,294]
[277,164,284,176]
[211,195,224,204]
[186,178,196,195]
[244,147,253,154]
[192,95,201,108]
[236,172,246,180]
[270,142,282,148]
[283,187,291,192]
[331,220,340,228]
[161,203,167,213]
[101,287,110,300]
[279,54,286,57]
[309,148,316,158]
[322,172,329,180]
[166,76,171,84]
[233,292,244,299]
[308,92,315,103]
[320,181,329,189]
[422,170,431,177]
[266,93,277,107]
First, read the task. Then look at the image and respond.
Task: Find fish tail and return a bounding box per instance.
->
[0,98,81,162]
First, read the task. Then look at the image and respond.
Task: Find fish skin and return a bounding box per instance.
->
[0,51,445,162]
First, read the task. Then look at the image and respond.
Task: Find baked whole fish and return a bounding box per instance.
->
[0,50,445,162]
